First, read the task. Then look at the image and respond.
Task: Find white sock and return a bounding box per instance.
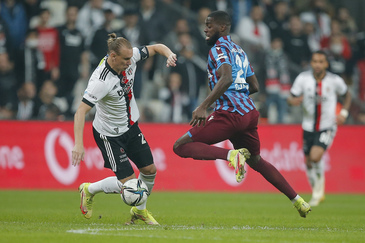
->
[136,172,156,210]
[306,162,317,188]
[311,159,325,200]
[88,176,123,194]
[291,194,301,204]
[312,159,324,179]
[227,150,233,161]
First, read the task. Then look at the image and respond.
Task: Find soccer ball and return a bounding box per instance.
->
[121,179,149,206]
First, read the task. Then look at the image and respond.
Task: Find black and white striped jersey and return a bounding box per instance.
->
[290,70,347,132]
[82,46,149,137]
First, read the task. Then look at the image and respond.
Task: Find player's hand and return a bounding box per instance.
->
[72,144,85,166]
[336,114,346,125]
[288,95,303,106]
[166,53,177,67]
[190,106,207,127]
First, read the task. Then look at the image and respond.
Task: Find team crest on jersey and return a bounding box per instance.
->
[127,68,133,76]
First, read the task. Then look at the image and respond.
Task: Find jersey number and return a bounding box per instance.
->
[138,133,146,144]
[319,130,333,146]
[234,54,248,91]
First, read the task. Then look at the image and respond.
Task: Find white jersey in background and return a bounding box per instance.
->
[82,46,149,137]
[290,70,347,132]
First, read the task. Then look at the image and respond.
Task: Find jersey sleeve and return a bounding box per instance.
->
[211,45,231,70]
[334,75,348,96]
[290,73,304,97]
[82,76,110,107]
[132,46,149,63]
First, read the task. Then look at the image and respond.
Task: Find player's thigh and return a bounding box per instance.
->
[309,145,326,162]
[125,127,154,169]
[229,110,261,156]
[309,129,335,162]
[229,127,260,156]
[93,128,135,180]
[189,111,235,145]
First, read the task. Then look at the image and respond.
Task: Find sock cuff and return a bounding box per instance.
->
[227,150,233,161]
[291,194,301,204]
[139,172,156,182]
[116,180,123,191]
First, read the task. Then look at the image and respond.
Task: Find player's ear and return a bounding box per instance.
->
[110,51,116,58]
[220,24,226,32]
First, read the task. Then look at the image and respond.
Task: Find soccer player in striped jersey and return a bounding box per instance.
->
[72,33,177,225]
[288,51,351,206]
[173,10,311,217]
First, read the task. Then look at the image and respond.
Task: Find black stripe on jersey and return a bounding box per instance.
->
[99,67,109,81]
[313,81,322,131]
[124,93,132,128]
[82,98,95,108]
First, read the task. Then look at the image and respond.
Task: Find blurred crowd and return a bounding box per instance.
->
[1,0,365,124]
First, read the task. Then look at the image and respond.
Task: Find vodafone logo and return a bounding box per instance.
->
[214,141,246,187]
[45,128,79,185]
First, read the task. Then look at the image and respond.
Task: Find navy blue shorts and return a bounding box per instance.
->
[188,109,261,156]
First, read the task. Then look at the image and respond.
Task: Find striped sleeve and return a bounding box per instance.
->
[212,45,231,70]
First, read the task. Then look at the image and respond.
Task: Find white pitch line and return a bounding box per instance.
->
[67,228,220,241]
[67,224,363,235]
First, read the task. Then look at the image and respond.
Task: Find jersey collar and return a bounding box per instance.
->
[215,35,231,46]
[105,57,120,76]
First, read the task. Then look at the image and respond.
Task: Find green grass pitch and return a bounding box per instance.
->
[0,191,364,243]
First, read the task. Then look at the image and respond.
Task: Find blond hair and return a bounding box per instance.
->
[107,33,132,55]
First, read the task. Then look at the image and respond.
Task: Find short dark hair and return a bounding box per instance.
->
[312,50,329,62]
[208,11,231,26]
[39,8,50,15]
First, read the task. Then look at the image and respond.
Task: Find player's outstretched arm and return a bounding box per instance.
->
[190,63,233,127]
[146,44,177,67]
[72,102,92,166]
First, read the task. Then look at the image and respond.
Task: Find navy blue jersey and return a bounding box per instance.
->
[207,35,256,115]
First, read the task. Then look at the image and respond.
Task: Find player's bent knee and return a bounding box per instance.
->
[173,141,186,157]
[140,164,157,175]
[173,133,193,157]
[246,155,261,168]
[173,141,180,153]
[309,155,322,163]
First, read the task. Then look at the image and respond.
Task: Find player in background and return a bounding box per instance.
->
[173,11,311,218]
[72,33,177,225]
[287,51,351,206]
